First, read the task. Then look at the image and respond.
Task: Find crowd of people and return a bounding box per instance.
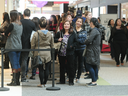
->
[0,8,128,88]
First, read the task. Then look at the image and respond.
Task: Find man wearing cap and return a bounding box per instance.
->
[73,10,86,23]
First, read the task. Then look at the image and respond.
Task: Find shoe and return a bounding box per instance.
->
[76,79,80,83]
[21,78,29,82]
[84,75,91,79]
[56,82,65,84]
[7,73,17,86]
[121,63,124,66]
[37,84,43,87]
[116,65,120,67]
[84,73,89,76]
[69,83,74,86]
[86,82,92,85]
[87,83,97,87]
[29,76,35,80]
[66,78,69,82]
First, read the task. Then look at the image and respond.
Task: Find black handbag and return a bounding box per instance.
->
[31,31,43,69]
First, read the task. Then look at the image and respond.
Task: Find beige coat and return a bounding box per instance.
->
[31,30,54,64]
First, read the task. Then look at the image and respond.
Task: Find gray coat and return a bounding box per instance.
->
[84,28,101,66]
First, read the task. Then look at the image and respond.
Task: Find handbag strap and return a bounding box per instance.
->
[37,31,40,54]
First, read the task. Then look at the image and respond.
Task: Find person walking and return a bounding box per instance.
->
[108,18,128,66]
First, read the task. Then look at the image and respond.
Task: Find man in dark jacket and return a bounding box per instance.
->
[20,9,36,82]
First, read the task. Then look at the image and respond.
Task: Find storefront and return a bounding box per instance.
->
[121,2,128,22]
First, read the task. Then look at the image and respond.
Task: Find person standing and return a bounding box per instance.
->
[105,19,115,59]
[84,18,101,87]
[0,12,10,69]
[109,18,128,66]
[20,9,36,82]
[74,17,87,83]
[31,17,54,87]
[84,11,92,79]
[1,10,23,86]
[55,20,77,85]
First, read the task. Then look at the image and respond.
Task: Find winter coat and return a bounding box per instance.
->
[54,31,77,55]
[31,30,54,64]
[74,28,87,50]
[84,28,101,66]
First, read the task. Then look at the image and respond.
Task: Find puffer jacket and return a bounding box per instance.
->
[74,29,87,50]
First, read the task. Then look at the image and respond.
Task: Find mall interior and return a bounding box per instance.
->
[0,0,128,96]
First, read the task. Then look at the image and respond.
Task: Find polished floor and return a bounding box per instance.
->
[0,53,128,96]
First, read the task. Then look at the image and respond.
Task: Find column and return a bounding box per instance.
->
[60,3,64,16]
[7,0,13,13]
[118,3,121,18]
[0,0,5,23]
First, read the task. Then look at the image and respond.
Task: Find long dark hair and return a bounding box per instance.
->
[50,15,57,24]
[61,20,73,34]
[10,10,21,25]
[108,19,113,26]
[90,18,99,28]
[112,18,126,34]
[32,17,40,31]
[114,18,124,29]
[3,12,10,24]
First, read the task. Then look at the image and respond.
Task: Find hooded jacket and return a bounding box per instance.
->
[31,30,54,63]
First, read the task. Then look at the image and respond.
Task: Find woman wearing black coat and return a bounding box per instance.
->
[108,18,128,67]
[83,18,101,87]
[55,20,77,85]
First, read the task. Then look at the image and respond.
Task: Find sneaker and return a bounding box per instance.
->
[87,83,97,87]
[86,82,92,85]
[116,65,120,67]
[76,79,80,83]
[69,83,74,86]
[121,63,124,66]
[84,75,91,79]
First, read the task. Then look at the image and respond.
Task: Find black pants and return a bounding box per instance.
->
[58,55,75,83]
[110,42,115,59]
[20,52,29,80]
[38,61,51,84]
[74,50,84,79]
[113,42,127,65]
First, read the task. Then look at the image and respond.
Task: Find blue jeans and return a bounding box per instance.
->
[8,51,21,70]
[74,50,84,79]
[86,63,98,82]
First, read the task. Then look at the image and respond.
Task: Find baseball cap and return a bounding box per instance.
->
[77,10,82,16]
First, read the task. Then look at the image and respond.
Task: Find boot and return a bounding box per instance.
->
[16,72,20,85]
[69,78,74,86]
[7,73,17,86]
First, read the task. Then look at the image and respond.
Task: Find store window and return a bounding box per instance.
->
[100,6,106,14]
[121,2,128,22]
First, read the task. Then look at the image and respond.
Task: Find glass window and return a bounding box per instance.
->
[100,6,106,14]
[92,7,99,18]
[121,2,128,22]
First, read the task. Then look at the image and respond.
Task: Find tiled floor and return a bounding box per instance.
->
[0,53,128,96]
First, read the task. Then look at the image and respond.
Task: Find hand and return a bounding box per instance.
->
[1,33,5,35]
[58,38,63,41]
[108,43,110,46]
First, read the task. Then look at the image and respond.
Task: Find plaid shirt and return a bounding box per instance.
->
[84,22,92,38]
